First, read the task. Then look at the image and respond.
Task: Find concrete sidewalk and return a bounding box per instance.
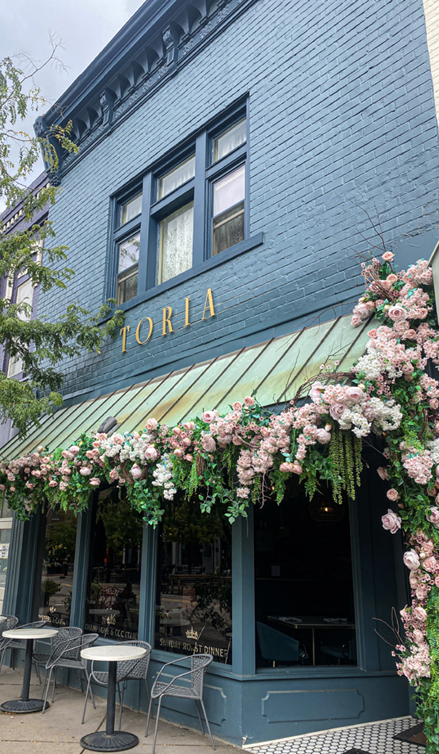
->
[0,667,238,754]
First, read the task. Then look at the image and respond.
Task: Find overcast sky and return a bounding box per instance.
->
[1,0,146,195]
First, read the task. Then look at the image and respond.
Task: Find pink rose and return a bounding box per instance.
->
[351,315,361,327]
[309,381,325,403]
[315,428,331,444]
[144,446,159,461]
[202,411,217,423]
[403,550,420,570]
[381,509,401,534]
[377,467,389,481]
[202,435,216,453]
[133,431,140,440]
[329,403,345,420]
[435,576,439,588]
[423,557,437,573]
[368,328,378,338]
[37,445,44,453]
[347,387,364,403]
[79,467,91,477]
[145,418,158,432]
[48,480,58,488]
[185,454,193,462]
[244,396,255,407]
[354,303,370,320]
[232,402,242,412]
[413,628,424,644]
[109,468,119,481]
[112,434,124,445]
[427,507,439,529]
[89,477,101,487]
[130,464,142,479]
[388,305,406,322]
[386,488,400,502]
[184,421,195,431]
[414,606,427,622]
[382,252,394,262]
[173,448,184,458]
[292,462,303,475]
[279,462,295,473]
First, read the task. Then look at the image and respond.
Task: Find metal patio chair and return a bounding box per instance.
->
[33,626,83,684]
[117,640,152,728]
[0,620,46,672]
[0,615,19,673]
[42,632,99,713]
[145,654,215,753]
[81,643,144,725]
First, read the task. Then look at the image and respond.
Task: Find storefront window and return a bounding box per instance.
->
[255,485,356,668]
[37,508,78,628]
[155,499,232,664]
[84,490,143,641]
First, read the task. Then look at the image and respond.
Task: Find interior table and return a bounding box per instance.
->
[268,615,355,666]
[0,627,58,712]
[80,644,146,752]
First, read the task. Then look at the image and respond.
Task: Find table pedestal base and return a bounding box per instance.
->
[80,731,139,752]
[0,698,49,713]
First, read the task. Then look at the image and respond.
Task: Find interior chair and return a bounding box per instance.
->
[0,620,46,672]
[117,640,152,728]
[42,632,99,713]
[33,626,82,684]
[257,621,307,667]
[0,615,19,672]
[320,637,357,664]
[145,654,215,754]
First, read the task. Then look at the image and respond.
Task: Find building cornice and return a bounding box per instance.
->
[35,0,259,184]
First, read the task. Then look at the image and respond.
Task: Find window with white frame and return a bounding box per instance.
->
[7,277,34,377]
[110,100,250,304]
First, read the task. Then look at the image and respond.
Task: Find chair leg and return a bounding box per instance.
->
[41,669,48,699]
[118,682,125,730]
[42,668,52,714]
[84,668,96,710]
[34,660,41,684]
[152,697,162,754]
[82,674,92,724]
[200,699,215,751]
[51,667,57,703]
[144,678,150,705]
[145,696,154,737]
[195,700,204,735]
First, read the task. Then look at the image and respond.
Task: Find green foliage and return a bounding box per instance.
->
[0,53,124,436]
[329,426,362,504]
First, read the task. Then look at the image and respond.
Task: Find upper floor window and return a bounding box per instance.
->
[7,277,34,377]
[110,100,249,305]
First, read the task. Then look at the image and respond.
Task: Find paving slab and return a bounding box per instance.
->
[0,667,238,754]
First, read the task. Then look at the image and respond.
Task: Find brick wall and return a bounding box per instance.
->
[37,0,439,401]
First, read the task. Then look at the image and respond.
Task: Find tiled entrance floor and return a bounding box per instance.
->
[246,717,425,754]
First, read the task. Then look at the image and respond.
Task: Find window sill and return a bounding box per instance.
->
[104,233,263,320]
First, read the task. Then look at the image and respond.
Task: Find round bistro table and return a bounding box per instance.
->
[80,644,146,752]
[0,627,58,713]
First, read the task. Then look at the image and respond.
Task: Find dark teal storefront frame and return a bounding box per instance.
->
[4,472,411,747]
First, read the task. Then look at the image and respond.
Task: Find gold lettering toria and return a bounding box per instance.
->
[162,306,173,335]
[136,317,153,345]
[202,288,215,320]
[120,325,130,353]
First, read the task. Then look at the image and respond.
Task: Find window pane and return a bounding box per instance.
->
[7,278,33,377]
[213,203,244,255]
[118,233,140,273]
[120,193,142,226]
[213,165,245,216]
[117,266,138,305]
[155,498,232,664]
[213,118,246,163]
[255,486,356,668]
[7,355,23,377]
[84,491,143,641]
[158,155,195,200]
[0,528,11,613]
[159,202,194,284]
[37,509,78,628]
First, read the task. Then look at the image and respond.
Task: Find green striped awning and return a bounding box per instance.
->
[0,314,371,461]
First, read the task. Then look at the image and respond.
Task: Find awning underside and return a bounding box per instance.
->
[1,315,370,461]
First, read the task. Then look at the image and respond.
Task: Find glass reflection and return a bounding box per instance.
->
[155,499,232,664]
[37,509,78,628]
[84,490,143,641]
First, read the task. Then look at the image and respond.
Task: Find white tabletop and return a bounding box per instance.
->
[81,645,146,662]
[3,628,58,640]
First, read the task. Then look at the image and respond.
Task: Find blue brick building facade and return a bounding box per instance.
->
[3,0,439,745]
